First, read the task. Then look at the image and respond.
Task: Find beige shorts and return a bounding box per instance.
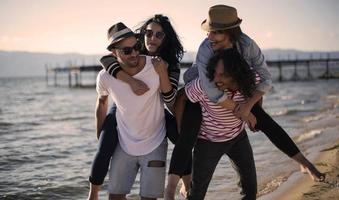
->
[108,139,168,198]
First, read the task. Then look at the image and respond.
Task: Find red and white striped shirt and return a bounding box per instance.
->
[185,78,247,142]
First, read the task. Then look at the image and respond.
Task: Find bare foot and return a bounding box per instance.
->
[300,165,307,173]
[292,152,325,182]
[179,183,189,198]
[305,166,326,182]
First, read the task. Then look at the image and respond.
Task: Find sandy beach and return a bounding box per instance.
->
[258,95,339,200]
[259,142,339,200]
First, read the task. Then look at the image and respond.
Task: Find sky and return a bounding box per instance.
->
[0,0,338,54]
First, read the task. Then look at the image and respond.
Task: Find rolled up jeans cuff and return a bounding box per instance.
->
[89,176,103,185]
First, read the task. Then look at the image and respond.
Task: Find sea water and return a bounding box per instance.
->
[0,70,338,199]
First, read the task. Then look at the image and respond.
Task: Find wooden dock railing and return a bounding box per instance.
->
[46,58,339,87]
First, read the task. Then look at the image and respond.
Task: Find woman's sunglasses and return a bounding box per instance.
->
[115,41,142,55]
[145,29,165,40]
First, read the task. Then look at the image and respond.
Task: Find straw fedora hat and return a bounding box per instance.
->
[106,22,135,51]
[201,5,242,31]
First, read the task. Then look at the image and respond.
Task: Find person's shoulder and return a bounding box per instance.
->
[187,78,202,91]
[140,55,150,63]
[144,55,152,59]
[97,69,109,79]
[100,54,116,65]
[141,55,151,68]
[199,38,210,48]
[197,38,213,59]
[238,33,253,47]
[100,54,113,59]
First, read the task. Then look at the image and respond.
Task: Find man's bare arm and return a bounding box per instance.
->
[95,95,108,139]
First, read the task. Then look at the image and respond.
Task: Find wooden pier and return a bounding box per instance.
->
[266,57,339,81]
[46,65,101,87]
[46,57,339,87]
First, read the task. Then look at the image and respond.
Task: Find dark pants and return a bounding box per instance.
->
[169,101,300,177]
[168,101,202,175]
[251,104,300,157]
[89,106,191,185]
[188,131,257,200]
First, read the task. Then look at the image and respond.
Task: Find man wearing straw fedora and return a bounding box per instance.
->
[166,5,272,200]
[92,22,172,200]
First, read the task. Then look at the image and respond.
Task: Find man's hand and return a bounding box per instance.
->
[234,101,252,121]
[129,78,149,95]
[246,112,257,132]
[235,90,265,120]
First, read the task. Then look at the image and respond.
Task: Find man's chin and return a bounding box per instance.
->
[129,59,139,67]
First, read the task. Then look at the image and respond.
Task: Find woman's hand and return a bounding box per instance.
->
[152,56,168,76]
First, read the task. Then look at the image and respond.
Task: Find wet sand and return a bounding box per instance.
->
[259,141,339,200]
[170,93,339,200]
[258,91,339,200]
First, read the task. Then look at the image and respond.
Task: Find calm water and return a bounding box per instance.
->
[0,72,338,199]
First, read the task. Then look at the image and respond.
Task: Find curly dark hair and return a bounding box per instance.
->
[207,48,256,98]
[135,14,184,68]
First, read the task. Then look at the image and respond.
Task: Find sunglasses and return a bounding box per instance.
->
[145,29,165,40]
[115,41,142,55]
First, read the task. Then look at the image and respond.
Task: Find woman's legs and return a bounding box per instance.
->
[164,109,178,144]
[88,107,119,200]
[180,174,192,198]
[292,152,325,181]
[164,108,193,196]
[165,91,202,199]
[251,104,324,181]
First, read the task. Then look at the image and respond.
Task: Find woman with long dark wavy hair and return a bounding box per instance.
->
[87,14,190,200]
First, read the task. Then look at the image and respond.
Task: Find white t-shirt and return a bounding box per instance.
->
[96,56,166,156]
